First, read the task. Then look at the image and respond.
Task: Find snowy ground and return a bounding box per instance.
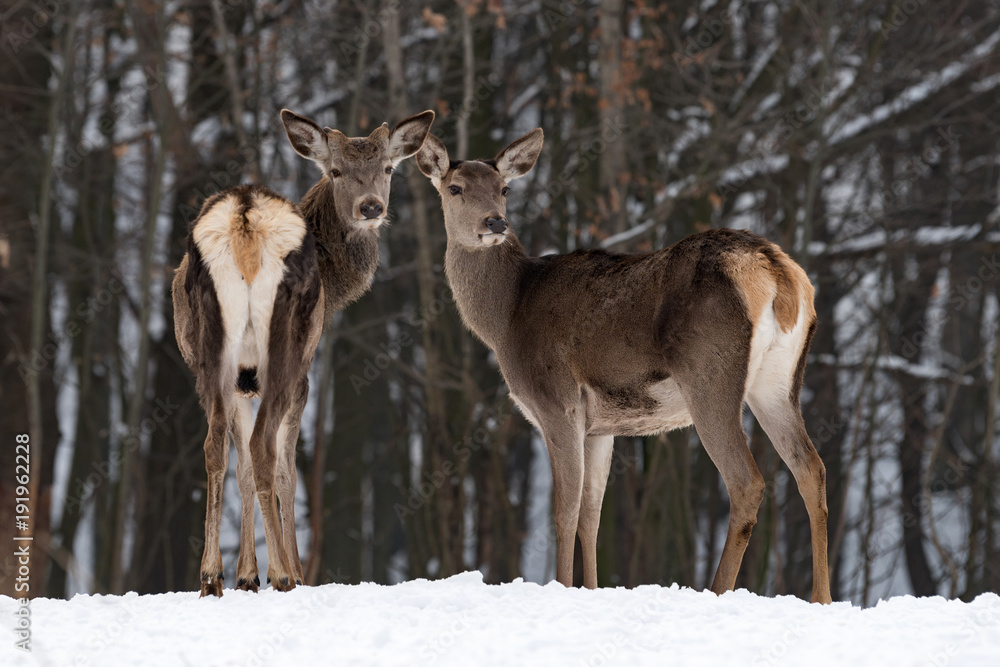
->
[3,572,999,666]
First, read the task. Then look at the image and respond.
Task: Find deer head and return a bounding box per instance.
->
[416,129,544,248]
[281,108,436,231]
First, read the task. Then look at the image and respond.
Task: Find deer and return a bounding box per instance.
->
[172,108,435,597]
[415,130,833,603]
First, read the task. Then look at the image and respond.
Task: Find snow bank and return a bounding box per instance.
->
[3,571,999,666]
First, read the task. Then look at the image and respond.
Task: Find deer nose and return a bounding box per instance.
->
[360,202,383,219]
[485,217,508,233]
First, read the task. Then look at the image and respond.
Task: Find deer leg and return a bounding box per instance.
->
[748,392,832,603]
[676,375,764,595]
[276,378,309,586]
[231,397,260,592]
[542,416,586,587]
[578,434,614,590]
[200,394,230,597]
[248,400,296,591]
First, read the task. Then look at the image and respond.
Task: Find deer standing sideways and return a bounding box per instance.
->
[416,130,832,603]
[172,109,434,597]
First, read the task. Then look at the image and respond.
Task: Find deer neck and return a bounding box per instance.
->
[299,177,380,316]
[444,231,529,351]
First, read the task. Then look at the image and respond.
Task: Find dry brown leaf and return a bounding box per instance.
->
[488,0,505,28]
[708,192,723,211]
[422,7,447,33]
[456,0,483,18]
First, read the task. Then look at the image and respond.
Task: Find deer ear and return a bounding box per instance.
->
[416,134,450,189]
[281,109,331,166]
[495,129,543,183]
[388,110,436,165]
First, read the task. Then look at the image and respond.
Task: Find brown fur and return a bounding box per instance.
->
[297,177,381,319]
[232,226,261,284]
[417,131,832,603]
[722,244,809,333]
[173,184,320,596]
[172,110,435,598]
[773,251,815,331]
[281,108,435,320]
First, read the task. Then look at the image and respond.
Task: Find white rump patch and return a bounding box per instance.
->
[746,297,810,407]
[193,192,307,394]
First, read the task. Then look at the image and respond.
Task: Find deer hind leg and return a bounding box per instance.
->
[674,366,764,596]
[276,377,309,586]
[201,393,231,597]
[578,434,614,590]
[248,395,296,592]
[542,412,586,587]
[747,384,831,603]
[230,396,260,592]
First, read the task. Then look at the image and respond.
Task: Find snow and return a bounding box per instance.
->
[4,572,1000,666]
[808,224,984,257]
[827,28,1000,146]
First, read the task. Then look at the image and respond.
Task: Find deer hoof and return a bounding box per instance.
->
[236,575,260,592]
[271,576,295,592]
[199,572,224,598]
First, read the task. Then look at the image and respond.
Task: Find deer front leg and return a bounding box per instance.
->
[543,415,586,587]
[578,434,615,590]
[249,402,296,592]
[200,395,230,597]
[231,397,260,592]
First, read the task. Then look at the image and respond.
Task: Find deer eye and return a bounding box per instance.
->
[501,186,510,196]
[385,166,393,175]
[330,169,342,178]
[449,185,463,196]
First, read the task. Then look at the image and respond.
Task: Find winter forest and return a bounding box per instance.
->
[2,0,1000,609]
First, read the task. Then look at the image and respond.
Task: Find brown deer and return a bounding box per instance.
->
[172,109,434,597]
[415,130,832,603]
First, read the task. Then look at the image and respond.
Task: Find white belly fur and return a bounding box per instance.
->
[580,299,807,437]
